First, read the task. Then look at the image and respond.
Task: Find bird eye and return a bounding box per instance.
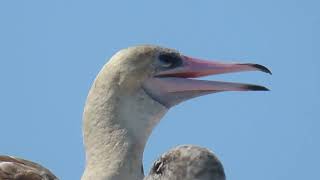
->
[159,55,173,68]
[158,53,182,68]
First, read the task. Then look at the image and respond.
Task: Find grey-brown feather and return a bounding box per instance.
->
[0,156,58,180]
[144,145,226,180]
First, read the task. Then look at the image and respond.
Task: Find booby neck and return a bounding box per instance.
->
[82,59,167,180]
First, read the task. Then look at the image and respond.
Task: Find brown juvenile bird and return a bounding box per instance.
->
[0,156,57,180]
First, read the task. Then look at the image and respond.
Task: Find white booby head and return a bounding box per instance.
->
[144,145,225,180]
[97,45,270,108]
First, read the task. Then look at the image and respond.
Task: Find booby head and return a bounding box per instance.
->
[145,145,226,180]
[106,45,270,108]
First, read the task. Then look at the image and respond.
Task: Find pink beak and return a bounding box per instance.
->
[156,55,271,78]
[143,55,271,107]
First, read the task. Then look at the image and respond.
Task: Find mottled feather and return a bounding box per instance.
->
[0,156,58,180]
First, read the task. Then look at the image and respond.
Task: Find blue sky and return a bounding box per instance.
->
[0,0,319,179]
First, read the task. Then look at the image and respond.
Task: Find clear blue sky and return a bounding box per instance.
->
[0,1,319,179]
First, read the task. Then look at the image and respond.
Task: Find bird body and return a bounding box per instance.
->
[1,45,270,180]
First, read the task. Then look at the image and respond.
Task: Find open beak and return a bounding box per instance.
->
[143,55,271,108]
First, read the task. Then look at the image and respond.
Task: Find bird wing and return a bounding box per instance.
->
[0,155,58,180]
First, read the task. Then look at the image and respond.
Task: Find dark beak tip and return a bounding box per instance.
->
[252,64,272,75]
[245,85,270,91]
[239,63,272,74]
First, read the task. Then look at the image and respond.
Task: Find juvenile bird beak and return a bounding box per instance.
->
[143,55,271,108]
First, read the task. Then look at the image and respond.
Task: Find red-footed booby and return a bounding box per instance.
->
[144,145,225,180]
[0,45,270,180]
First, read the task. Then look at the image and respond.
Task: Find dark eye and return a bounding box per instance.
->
[158,53,182,68]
